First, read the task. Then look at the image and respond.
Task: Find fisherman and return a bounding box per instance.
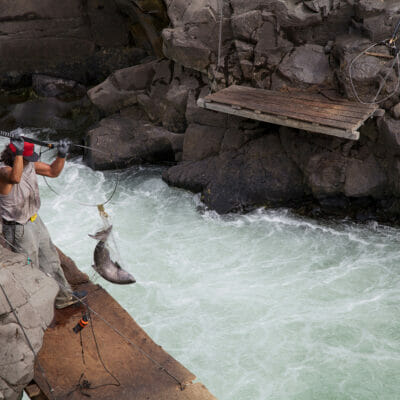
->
[0,133,86,309]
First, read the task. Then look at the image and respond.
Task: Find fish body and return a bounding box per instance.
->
[89,225,136,285]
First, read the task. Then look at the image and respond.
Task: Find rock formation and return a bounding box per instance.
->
[1,0,400,220]
[78,0,400,220]
[0,245,58,400]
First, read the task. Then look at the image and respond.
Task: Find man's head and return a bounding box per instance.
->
[1,142,39,166]
[9,142,39,162]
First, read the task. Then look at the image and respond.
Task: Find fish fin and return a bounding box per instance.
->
[89,225,113,242]
[114,261,123,270]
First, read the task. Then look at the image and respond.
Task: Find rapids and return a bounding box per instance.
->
[28,155,400,399]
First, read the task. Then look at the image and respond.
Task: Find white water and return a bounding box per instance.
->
[29,156,400,399]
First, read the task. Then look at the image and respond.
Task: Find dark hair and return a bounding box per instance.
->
[0,147,15,167]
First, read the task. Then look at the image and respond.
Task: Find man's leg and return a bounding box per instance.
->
[2,222,39,267]
[35,216,73,305]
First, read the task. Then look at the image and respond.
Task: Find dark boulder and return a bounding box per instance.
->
[0,0,136,85]
[32,75,86,101]
[85,114,183,170]
[164,132,305,213]
[278,44,333,86]
[344,155,387,198]
[3,96,98,136]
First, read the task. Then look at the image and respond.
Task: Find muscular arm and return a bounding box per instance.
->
[0,155,24,195]
[34,157,66,178]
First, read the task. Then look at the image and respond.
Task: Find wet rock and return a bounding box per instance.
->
[279,44,332,86]
[85,115,183,170]
[9,97,97,135]
[305,152,347,198]
[152,59,173,85]
[162,83,190,133]
[137,68,200,133]
[32,75,86,101]
[186,89,229,128]
[183,124,225,161]
[165,132,305,213]
[0,245,58,400]
[377,114,400,155]
[344,155,387,198]
[87,78,137,116]
[88,62,156,115]
[137,83,168,123]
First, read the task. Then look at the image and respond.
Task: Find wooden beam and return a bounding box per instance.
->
[198,98,360,140]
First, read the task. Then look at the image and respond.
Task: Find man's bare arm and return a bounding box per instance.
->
[0,155,24,195]
[34,158,65,178]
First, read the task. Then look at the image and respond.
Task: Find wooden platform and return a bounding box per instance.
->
[27,281,216,400]
[198,85,380,140]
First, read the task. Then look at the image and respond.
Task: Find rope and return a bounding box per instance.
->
[0,281,57,400]
[42,143,120,208]
[349,41,400,105]
[210,0,224,94]
[67,306,121,398]
[52,278,187,391]
[217,0,223,70]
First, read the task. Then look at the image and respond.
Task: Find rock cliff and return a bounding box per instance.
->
[82,0,400,221]
[2,0,400,220]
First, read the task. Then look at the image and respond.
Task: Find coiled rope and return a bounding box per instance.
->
[349,42,400,105]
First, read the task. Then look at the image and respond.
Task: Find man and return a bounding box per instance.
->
[0,134,86,309]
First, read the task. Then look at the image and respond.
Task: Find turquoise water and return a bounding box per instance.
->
[32,157,400,399]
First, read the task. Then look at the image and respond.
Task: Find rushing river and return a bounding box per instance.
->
[25,153,400,399]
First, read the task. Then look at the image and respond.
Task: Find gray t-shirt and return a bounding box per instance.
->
[0,162,41,224]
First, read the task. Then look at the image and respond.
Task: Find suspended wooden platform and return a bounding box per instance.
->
[197,85,380,140]
[26,278,216,399]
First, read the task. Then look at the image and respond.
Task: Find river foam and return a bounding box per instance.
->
[30,156,400,399]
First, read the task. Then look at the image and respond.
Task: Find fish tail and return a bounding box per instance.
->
[89,225,113,242]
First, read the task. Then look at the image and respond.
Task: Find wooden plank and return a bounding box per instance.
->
[205,86,377,121]
[205,96,355,130]
[198,99,359,140]
[365,51,393,59]
[214,85,378,112]
[34,282,216,400]
[207,88,376,120]
[207,91,364,124]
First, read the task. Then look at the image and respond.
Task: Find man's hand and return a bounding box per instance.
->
[57,139,70,158]
[11,133,25,155]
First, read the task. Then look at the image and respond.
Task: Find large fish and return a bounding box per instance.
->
[89,225,136,285]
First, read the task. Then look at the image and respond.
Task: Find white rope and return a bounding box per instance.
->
[349,42,400,105]
[217,0,224,69]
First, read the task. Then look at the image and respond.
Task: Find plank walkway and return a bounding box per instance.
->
[198,85,379,140]
[27,281,216,400]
